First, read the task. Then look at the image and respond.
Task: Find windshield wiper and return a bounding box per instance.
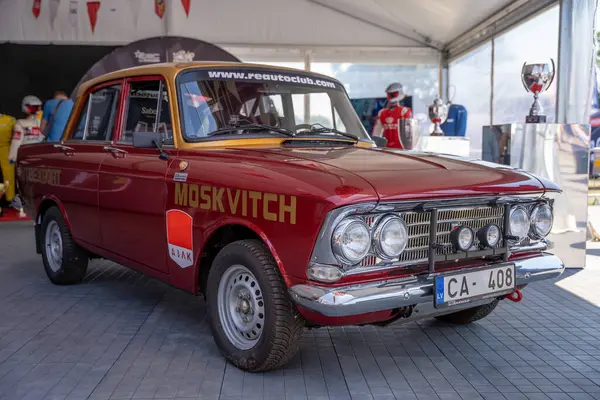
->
[207,123,296,138]
[295,123,359,142]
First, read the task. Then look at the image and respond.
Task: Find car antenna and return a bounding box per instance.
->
[153,138,169,160]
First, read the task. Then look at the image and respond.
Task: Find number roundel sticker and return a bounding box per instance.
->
[166,209,194,268]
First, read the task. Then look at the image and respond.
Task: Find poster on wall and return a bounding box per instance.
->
[350,96,413,134]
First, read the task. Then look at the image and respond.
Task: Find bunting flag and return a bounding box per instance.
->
[181,0,190,17]
[49,0,60,29]
[32,0,42,19]
[129,0,141,26]
[86,1,100,33]
[68,0,78,27]
[155,0,165,19]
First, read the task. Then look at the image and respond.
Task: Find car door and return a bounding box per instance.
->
[98,76,175,273]
[53,81,122,246]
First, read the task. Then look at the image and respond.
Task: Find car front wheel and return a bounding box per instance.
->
[40,206,88,285]
[207,239,304,372]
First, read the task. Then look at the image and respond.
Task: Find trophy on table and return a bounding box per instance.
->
[521,59,555,123]
[428,96,449,136]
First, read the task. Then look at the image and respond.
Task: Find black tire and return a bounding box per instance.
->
[206,239,304,372]
[40,206,88,285]
[435,298,499,325]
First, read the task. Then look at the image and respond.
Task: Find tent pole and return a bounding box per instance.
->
[304,50,311,124]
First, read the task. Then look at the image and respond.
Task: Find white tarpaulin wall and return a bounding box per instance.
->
[0,0,559,64]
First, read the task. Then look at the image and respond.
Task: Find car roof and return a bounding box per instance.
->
[76,61,342,98]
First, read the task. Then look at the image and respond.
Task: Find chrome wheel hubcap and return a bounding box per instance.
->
[217,265,265,350]
[45,221,63,272]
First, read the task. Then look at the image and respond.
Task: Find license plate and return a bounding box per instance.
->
[434,264,515,308]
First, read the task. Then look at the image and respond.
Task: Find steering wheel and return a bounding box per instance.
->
[294,124,313,132]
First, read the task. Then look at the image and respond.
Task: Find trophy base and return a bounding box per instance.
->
[525,115,547,123]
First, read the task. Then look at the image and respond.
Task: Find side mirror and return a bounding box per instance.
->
[132,131,165,148]
[371,136,387,148]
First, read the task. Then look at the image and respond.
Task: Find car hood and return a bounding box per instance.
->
[250,146,553,202]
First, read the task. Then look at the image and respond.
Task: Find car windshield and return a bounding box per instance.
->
[177,67,370,142]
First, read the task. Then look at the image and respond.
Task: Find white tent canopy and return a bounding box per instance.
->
[0,0,557,63]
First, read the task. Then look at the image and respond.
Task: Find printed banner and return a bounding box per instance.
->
[68,0,78,27]
[155,0,165,19]
[32,0,42,19]
[86,1,100,33]
[49,0,60,29]
[181,0,190,17]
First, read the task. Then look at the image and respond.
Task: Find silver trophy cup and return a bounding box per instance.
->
[428,97,449,136]
[521,59,555,123]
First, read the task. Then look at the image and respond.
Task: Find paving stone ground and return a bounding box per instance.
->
[1,220,600,400]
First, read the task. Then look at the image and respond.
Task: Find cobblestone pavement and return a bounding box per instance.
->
[1,221,600,400]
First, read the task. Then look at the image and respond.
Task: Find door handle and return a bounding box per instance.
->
[53,144,74,156]
[103,146,128,157]
[54,144,74,152]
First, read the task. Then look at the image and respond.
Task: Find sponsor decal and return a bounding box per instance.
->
[134,50,161,64]
[172,50,195,63]
[25,168,61,186]
[174,172,188,182]
[166,209,193,268]
[155,0,165,19]
[174,183,297,224]
[179,161,189,171]
[201,70,339,90]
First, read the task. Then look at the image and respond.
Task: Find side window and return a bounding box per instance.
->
[71,85,121,141]
[122,80,172,143]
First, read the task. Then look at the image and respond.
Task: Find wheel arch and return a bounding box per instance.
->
[34,196,71,255]
[195,220,284,296]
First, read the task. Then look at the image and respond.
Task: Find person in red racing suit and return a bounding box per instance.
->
[372,82,412,149]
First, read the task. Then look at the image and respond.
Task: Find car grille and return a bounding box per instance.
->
[360,206,505,267]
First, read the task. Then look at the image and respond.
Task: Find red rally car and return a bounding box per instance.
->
[16,62,564,372]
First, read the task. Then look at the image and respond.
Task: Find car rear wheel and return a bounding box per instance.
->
[435,298,499,325]
[207,239,304,372]
[41,206,88,285]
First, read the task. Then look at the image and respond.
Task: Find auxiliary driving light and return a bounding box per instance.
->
[477,223,501,248]
[450,225,474,252]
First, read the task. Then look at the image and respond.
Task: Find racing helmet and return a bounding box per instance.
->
[385,82,406,103]
[22,95,42,114]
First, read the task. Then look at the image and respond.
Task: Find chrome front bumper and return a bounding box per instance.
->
[289,253,564,317]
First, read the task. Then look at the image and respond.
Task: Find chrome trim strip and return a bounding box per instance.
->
[290,253,564,317]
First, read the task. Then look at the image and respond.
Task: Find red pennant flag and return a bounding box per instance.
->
[181,0,190,17]
[86,1,100,33]
[155,0,165,19]
[32,0,42,18]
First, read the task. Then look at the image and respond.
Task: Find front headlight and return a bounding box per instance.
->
[332,218,371,265]
[509,206,530,241]
[530,204,553,238]
[373,215,408,259]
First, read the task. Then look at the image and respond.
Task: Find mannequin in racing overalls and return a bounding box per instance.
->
[0,113,16,208]
[9,95,44,217]
[371,82,413,149]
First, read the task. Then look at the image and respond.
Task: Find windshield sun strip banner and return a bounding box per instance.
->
[187,68,341,90]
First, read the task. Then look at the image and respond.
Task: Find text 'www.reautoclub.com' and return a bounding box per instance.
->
[207,70,337,88]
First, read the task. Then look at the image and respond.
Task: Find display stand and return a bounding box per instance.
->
[482,123,589,268]
[416,136,471,157]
